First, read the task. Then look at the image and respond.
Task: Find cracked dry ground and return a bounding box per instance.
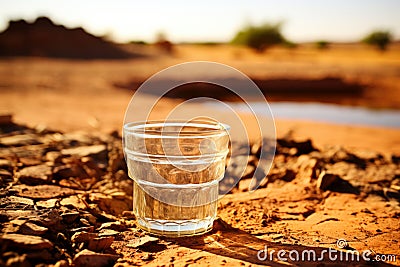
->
[0,120,399,267]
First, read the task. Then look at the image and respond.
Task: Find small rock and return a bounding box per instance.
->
[278,204,315,217]
[141,253,154,262]
[62,132,96,144]
[279,169,296,182]
[320,173,359,194]
[0,210,39,222]
[126,236,158,248]
[295,155,322,180]
[73,249,119,267]
[108,150,125,173]
[242,164,256,179]
[238,178,252,192]
[54,259,69,267]
[391,179,400,191]
[212,217,234,231]
[384,188,400,201]
[9,219,27,226]
[226,155,250,178]
[81,156,103,178]
[61,211,80,224]
[361,208,373,214]
[261,219,268,227]
[99,221,126,231]
[45,151,63,163]
[17,165,52,185]
[99,229,120,237]
[1,233,53,250]
[24,249,54,261]
[90,193,131,216]
[3,219,27,233]
[121,211,135,219]
[110,191,127,199]
[0,113,13,125]
[6,254,31,267]
[0,134,41,146]
[61,145,107,161]
[251,140,262,156]
[19,157,42,166]
[58,178,95,190]
[70,226,95,233]
[81,213,97,225]
[230,141,250,156]
[36,199,58,209]
[60,195,87,210]
[0,158,12,169]
[80,218,91,227]
[391,154,400,164]
[114,169,128,181]
[71,231,98,243]
[19,222,48,235]
[39,209,62,228]
[277,138,316,155]
[270,233,284,240]
[0,169,12,182]
[7,196,35,206]
[88,236,115,251]
[267,169,296,183]
[16,184,75,199]
[54,164,88,179]
[326,147,367,168]
[81,212,97,225]
[317,171,339,191]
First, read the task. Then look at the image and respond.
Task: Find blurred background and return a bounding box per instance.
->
[0,0,399,148]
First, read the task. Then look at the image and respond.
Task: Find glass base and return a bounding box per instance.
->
[137,217,214,237]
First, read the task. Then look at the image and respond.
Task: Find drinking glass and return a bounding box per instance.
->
[123,120,230,237]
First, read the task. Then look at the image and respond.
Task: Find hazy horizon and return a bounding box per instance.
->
[0,0,399,43]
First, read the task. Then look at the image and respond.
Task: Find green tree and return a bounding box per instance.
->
[362,30,392,51]
[231,22,287,52]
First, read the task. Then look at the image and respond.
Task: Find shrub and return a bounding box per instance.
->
[362,30,392,51]
[129,40,147,45]
[315,40,330,50]
[231,22,288,52]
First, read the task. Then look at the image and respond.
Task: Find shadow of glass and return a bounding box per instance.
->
[164,219,396,267]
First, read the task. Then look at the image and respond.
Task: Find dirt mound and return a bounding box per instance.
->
[0,17,138,59]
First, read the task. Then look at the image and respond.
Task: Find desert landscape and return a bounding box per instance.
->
[0,14,399,267]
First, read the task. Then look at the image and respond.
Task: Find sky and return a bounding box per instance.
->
[0,0,399,43]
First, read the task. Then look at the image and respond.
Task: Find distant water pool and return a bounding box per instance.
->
[205,102,400,128]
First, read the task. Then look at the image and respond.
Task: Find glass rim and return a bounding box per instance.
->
[123,119,230,137]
